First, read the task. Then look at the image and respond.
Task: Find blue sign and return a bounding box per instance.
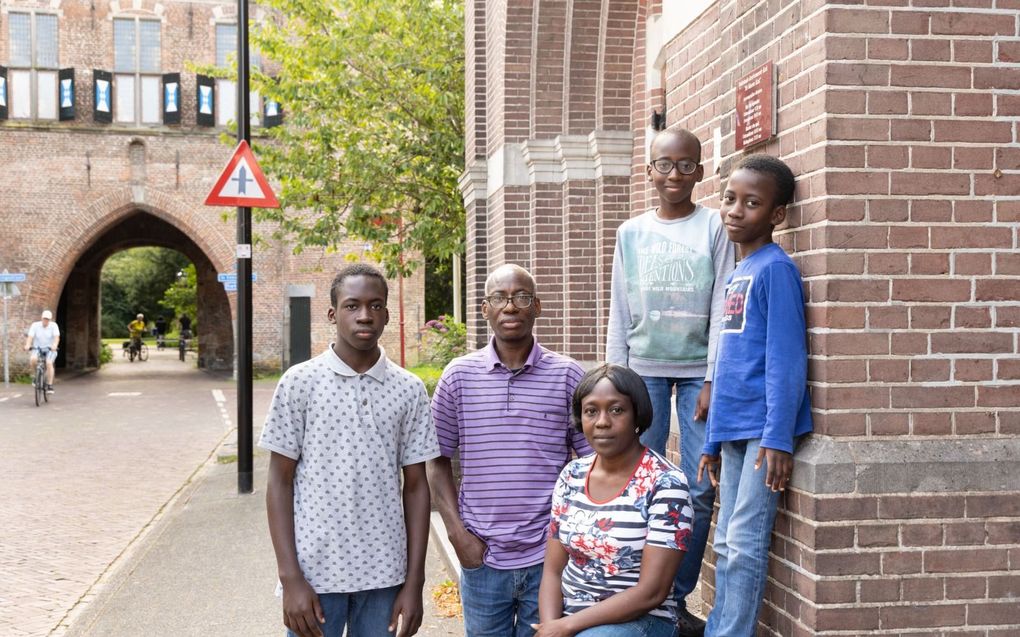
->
[223,281,237,292]
[0,273,26,283]
[217,272,258,283]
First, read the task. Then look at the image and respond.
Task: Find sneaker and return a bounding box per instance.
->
[46,385,55,394]
[676,606,706,637]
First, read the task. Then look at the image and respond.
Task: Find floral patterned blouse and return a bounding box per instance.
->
[549,448,694,621]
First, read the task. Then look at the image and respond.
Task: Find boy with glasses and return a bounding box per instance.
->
[606,128,735,636]
[429,263,592,637]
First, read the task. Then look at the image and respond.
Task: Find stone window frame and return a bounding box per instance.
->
[6,9,60,121]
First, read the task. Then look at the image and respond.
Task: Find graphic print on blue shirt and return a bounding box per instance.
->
[720,276,753,334]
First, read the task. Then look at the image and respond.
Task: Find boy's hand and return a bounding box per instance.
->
[694,381,711,421]
[281,576,324,637]
[389,583,424,637]
[755,447,793,492]
[697,454,720,488]
[451,528,487,569]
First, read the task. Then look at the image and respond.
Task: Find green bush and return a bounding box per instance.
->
[99,343,113,366]
[408,364,444,396]
[419,315,466,366]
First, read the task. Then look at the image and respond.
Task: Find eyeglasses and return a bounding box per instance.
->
[484,293,535,309]
[651,158,699,175]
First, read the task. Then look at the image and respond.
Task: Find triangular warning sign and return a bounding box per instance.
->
[204,140,280,208]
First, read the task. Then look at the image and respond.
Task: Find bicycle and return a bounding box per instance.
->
[32,346,51,406]
[178,330,192,362]
[128,336,149,362]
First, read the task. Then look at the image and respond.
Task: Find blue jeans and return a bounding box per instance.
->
[705,439,781,637]
[575,614,678,637]
[640,376,712,606]
[285,585,399,637]
[460,563,542,637]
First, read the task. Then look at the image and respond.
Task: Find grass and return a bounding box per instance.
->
[408,363,444,396]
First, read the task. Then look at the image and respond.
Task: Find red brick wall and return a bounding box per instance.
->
[660,0,1020,633]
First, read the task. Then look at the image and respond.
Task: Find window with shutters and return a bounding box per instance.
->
[214,23,261,127]
[113,17,161,125]
[7,11,59,120]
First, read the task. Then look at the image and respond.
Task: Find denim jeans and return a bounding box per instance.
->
[704,439,781,637]
[575,614,678,637]
[640,376,713,606]
[285,585,399,637]
[460,563,542,637]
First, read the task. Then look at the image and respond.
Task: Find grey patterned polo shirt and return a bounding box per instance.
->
[258,345,440,594]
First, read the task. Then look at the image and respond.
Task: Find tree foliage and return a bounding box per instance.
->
[100,248,190,338]
[159,263,198,332]
[249,0,465,277]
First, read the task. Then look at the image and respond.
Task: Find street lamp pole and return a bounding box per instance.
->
[236,0,254,494]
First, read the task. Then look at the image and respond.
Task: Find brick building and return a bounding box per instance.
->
[464,0,1020,634]
[0,0,423,373]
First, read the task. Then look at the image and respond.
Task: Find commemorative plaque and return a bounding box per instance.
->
[735,61,776,150]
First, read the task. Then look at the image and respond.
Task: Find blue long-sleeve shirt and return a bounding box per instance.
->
[703,243,813,455]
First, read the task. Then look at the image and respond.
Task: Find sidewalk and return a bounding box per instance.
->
[65,451,464,636]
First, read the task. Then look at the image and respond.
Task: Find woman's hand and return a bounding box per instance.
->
[531,617,576,637]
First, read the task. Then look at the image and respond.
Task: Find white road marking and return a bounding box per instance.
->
[212,389,226,403]
[107,392,142,397]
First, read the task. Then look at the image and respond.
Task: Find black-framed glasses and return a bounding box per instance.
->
[651,158,699,175]
[484,293,535,309]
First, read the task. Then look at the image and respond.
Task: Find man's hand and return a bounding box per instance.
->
[450,528,487,569]
[755,447,794,492]
[697,454,720,488]
[280,576,324,637]
[694,381,711,422]
[389,583,424,637]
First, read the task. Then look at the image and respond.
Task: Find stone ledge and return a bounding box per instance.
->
[793,435,1020,494]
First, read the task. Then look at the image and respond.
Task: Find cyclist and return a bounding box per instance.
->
[127,313,147,358]
[24,310,60,394]
[154,316,168,349]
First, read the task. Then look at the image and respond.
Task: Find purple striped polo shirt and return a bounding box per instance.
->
[431,338,592,569]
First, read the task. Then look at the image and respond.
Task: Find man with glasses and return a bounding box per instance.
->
[429,263,591,637]
[606,128,735,636]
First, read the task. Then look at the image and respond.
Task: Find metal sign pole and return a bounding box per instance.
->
[237,0,254,494]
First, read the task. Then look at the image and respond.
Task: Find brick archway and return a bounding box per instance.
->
[31,189,235,371]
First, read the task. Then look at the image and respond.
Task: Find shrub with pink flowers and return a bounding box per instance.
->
[420,315,467,365]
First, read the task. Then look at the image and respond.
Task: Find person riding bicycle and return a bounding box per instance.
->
[178,314,192,340]
[24,310,60,394]
[127,313,147,355]
[154,316,168,348]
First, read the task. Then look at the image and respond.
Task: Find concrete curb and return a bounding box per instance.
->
[429,511,462,581]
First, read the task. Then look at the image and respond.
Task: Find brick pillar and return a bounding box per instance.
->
[658,1,1020,634]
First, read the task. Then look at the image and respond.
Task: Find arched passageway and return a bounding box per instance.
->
[55,210,233,371]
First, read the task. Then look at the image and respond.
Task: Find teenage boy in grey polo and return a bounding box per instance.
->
[261,264,439,637]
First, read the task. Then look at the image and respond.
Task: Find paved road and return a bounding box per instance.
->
[0,348,463,636]
[1,348,240,636]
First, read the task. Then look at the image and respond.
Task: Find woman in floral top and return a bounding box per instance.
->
[535,364,695,637]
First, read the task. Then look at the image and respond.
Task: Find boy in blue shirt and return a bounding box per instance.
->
[697,154,813,637]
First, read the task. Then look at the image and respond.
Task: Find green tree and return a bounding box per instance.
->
[246,0,465,277]
[159,263,198,333]
[100,248,191,337]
